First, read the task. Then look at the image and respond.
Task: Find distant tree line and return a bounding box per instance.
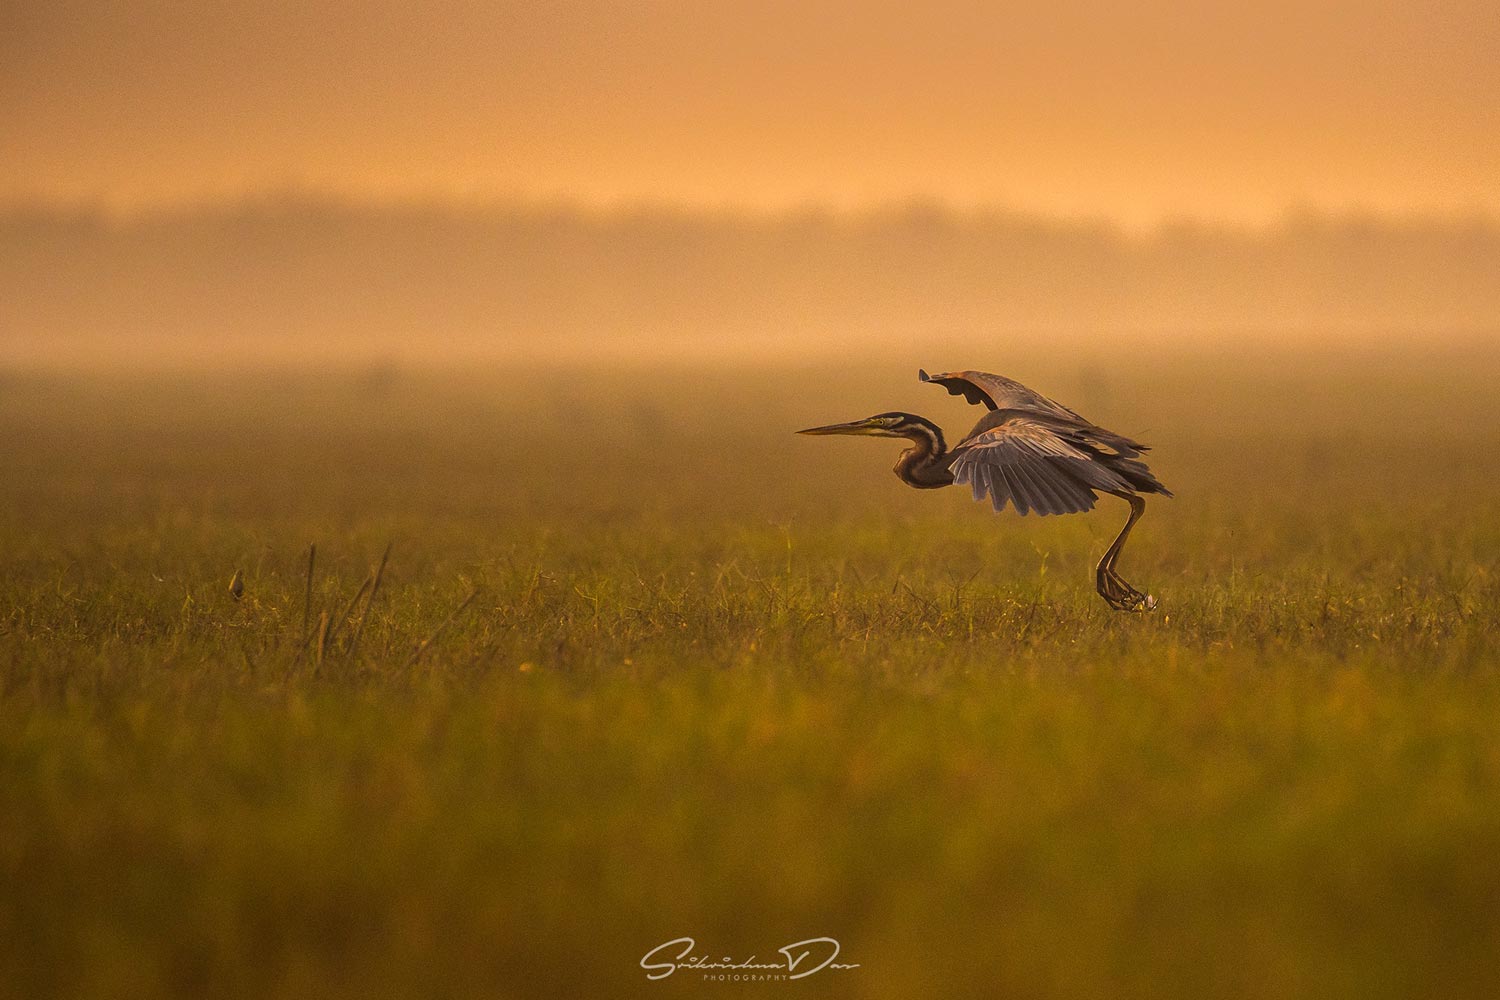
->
[2,196,1497,357]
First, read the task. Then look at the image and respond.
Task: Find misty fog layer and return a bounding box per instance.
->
[3,199,1498,366]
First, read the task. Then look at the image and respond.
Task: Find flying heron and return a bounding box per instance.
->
[798,369,1172,611]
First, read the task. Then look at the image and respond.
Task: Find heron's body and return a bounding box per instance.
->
[799,369,1172,611]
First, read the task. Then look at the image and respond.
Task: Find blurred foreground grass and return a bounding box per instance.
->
[3,351,1500,998]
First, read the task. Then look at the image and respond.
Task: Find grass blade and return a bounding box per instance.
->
[406,587,481,667]
[300,543,317,645]
[347,541,391,661]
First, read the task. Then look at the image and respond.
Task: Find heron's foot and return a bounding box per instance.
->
[1097,567,1156,612]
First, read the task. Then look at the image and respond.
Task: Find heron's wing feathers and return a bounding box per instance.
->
[919,369,1084,420]
[962,408,1150,461]
[949,419,1134,516]
[923,368,1152,458]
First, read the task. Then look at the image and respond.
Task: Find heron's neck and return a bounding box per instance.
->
[894,416,954,489]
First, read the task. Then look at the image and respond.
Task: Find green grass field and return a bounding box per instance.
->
[3,352,1500,998]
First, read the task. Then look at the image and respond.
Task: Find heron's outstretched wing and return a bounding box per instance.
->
[949,418,1135,516]
[923,368,1152,459]
[919,368,1084,420]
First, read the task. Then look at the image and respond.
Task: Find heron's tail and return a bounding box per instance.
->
[1111,456,1172,497]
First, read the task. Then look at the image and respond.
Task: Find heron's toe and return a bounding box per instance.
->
[1098,572,1156,613]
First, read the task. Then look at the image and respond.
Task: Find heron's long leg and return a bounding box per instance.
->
[1095,492,1156,612]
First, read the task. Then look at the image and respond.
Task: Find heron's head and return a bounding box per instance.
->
[797,412,926,438]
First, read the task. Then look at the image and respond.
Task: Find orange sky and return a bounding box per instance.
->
[3,0,1498,225]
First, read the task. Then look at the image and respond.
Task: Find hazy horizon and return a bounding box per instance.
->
[7,188,1500,231]
[4,195,1499,370]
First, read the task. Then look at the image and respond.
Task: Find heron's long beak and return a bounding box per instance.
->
[797,418,882,436]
